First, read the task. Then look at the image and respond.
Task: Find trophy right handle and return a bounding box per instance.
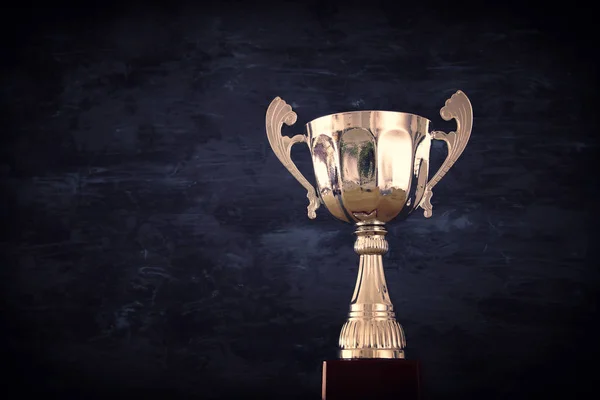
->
[419,90,473,218]
[265,97,320,219]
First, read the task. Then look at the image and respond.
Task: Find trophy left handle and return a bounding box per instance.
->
[265,97,320,219]
[419,90,473,218]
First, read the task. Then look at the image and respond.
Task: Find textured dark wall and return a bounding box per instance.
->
[2,1,598,399]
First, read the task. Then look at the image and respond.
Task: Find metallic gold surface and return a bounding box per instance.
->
[419,91,473,218]
[266,97,321,219]
[338,222,405,359]
[265,91,473,359]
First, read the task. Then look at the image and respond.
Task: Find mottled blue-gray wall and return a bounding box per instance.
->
[1,1,598,399]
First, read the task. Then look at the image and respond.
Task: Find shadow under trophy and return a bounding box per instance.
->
[265,91,473,400]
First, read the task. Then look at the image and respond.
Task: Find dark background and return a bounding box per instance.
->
[1,0,598,399]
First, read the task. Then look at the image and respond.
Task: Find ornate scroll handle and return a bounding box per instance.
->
[265,97,320,219]
[419,90,473,218]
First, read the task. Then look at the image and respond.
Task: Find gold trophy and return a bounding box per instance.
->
[265,91,473,399]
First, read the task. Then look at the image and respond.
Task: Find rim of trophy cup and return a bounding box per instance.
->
[305,109,432,128]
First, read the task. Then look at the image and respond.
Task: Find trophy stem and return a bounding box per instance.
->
[338,221,406,359]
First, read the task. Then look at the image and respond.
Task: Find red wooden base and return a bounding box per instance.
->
[322,359,421,400]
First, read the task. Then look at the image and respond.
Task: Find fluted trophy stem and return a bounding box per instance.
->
[338,221,406,359]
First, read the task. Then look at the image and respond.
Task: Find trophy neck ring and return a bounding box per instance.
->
[354,221,388,255]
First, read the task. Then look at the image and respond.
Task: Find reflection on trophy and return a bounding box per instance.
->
[265,91,473,399]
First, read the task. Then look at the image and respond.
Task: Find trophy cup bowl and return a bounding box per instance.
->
[265,91,473,399]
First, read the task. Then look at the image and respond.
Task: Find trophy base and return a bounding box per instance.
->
[322,359,421,400]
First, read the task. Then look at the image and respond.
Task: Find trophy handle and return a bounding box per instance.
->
[419,90,473,218]
[266,97,320,219]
